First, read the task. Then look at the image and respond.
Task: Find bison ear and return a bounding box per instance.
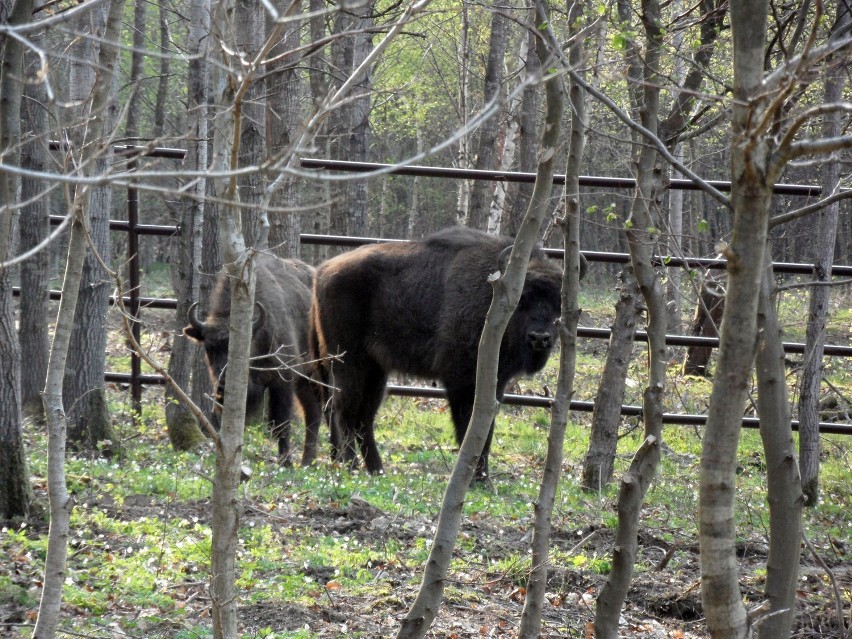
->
[183,324,204,343]
[579,253,589,281]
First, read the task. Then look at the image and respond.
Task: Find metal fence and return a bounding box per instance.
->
[10,154,852,435]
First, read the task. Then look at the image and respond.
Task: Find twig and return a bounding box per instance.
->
[802,530,847,637]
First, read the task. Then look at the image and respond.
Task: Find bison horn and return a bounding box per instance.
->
[187,302,206,333]
[497,244,514,273]
[252,302,267,332]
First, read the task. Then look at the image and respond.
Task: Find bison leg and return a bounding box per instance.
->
[268,386,295,467]
[331,358,387,475]
[296,377,323,466]
[445,385,494,482]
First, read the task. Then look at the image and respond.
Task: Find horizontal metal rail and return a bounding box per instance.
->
[298,158,826,197]
[101,373,850,435]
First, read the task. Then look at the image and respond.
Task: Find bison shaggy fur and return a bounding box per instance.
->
[184,254,322,466]
[310,226,567,480]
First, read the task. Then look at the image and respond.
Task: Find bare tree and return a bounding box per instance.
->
[397,1,563,634]
[517,3,585,634]
[34,0,127,632]
[797,2,851,506]
[699,1,852,635]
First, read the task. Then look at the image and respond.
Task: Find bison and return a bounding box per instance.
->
[184,254,323,466]
[310,226,579,481]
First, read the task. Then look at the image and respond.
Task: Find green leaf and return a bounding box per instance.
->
[698,219,709,232]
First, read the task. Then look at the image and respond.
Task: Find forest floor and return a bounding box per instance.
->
[1,285,850,638]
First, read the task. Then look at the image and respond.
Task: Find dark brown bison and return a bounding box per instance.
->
[184,254,322,466]
[310,226,575,481]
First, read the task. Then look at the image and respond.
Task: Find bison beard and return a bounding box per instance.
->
[310,226,566,481]
[183,254,323,466]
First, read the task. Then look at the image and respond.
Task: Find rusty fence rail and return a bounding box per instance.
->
[10,155,851,434]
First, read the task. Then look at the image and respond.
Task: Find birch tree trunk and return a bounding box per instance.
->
[34,0,127,633]
[517,5,584,633]
[397,2,562,633]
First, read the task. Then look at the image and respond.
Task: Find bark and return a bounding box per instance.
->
[396,4,562,634]
[682,275,725,376]
[468,6,508,231]
[594,0,667,633]
[798,3,848,505]
[266,0,304,258]
[505,22,539,237]
[755,255,804,639]
[581,267,643,491]
[347,2,373,238]
[165,0,209,451]
[125,0,146,140]
[236,0,266,248]
[209,0,257,633]
[0,0,32,522]
[455,2,471,226]
[517,6,584,633]
[699,1,775,634]
[63,2,121,456]
[153,1,170,138]
[35,0,127,632]
[17,24,50,417]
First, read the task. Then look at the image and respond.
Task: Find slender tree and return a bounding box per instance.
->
[517,3,585,633]
[35,0,127,632]
[397,1,563,633]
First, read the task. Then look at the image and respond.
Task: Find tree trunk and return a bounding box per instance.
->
[594,0,667,633]
[755,255,803,639]
[682,275,725,376]
[505,22,539,237]
[468,6,508,231]
[209,0,259,632]
[455,2,471,226]
[699,1,774,634]
[267,0,304,258]
[17,32,50,417]
[153,1,170,138]
[165,0,210,451]
[0,0,32,522]
[35,0,127,632]
[518,7,584,633]
[797,4,847,504]
[397,4,562,634]
[581,267,643,491]
[347,2,373,238]
[236,0,266,248]
[63,2,121,456]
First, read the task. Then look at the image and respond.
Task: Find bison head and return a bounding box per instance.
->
[183,302,267,411]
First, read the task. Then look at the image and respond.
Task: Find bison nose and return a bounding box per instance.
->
[527,330,552,350]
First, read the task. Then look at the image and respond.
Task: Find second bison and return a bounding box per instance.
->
[184,254,322,466]
[310,226,568,481]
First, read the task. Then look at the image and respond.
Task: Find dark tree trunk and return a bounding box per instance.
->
[18,63,50,416]
[682,275,725,376]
